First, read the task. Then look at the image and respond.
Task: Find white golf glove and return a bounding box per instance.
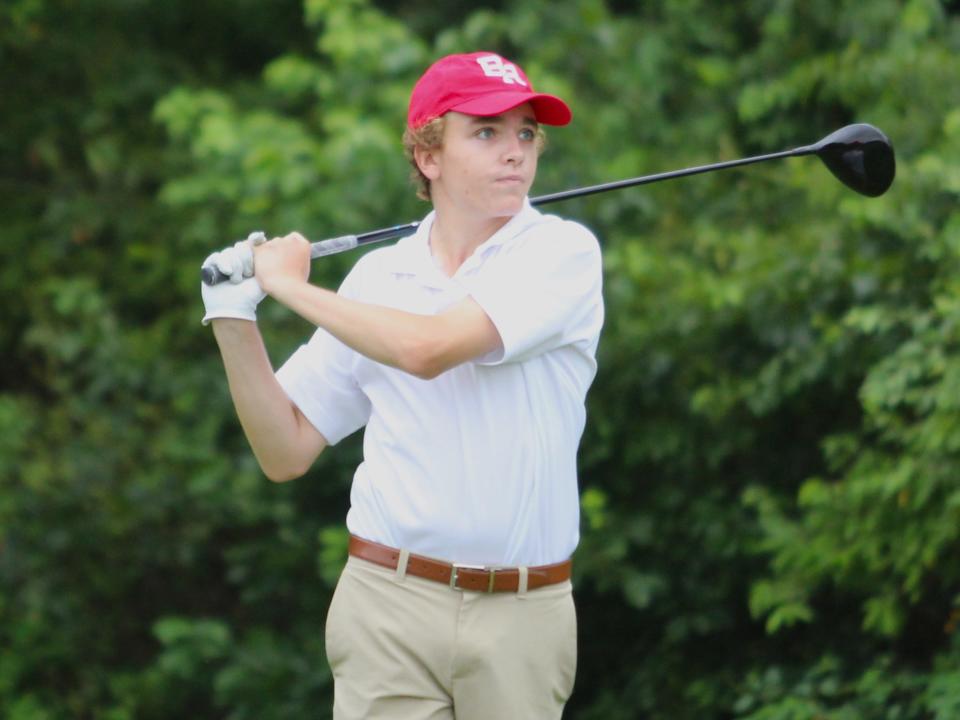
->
[200,232,267,325]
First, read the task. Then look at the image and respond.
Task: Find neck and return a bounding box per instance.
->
[428,204,516,276]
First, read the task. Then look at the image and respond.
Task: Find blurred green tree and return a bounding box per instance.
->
[1,0,958,718]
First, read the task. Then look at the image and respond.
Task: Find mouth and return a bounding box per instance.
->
[495,175,526,185]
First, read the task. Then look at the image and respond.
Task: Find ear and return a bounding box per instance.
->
[414,145,441,181]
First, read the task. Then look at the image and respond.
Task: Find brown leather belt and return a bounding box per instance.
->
[348,535,572,593]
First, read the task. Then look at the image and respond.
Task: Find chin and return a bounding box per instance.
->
[492,196,526,217]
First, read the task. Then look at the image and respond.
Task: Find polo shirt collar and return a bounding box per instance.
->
[390,199,543,287]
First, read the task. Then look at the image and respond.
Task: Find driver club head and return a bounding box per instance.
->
[810,123,896,197]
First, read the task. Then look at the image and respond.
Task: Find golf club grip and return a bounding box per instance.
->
[310,234,359,258]
[200,234,361,286]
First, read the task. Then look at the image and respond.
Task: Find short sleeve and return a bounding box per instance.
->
[274,261,372,444]
[462,219,603,364]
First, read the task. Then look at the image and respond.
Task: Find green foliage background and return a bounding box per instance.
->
[3,0,960,717]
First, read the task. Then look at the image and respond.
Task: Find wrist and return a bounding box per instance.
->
[211,317,257,331]
[260,274,305,302]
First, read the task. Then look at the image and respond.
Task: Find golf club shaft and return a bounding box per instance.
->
[315,146,810,255]
[202,144,813,285]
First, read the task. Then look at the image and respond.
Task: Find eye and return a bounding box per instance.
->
[519,127,537,142]
[476,127,496,139]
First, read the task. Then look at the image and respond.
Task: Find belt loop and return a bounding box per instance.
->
[395,548,410,582]
[517,566,529,597]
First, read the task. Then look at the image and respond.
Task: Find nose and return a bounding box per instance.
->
[502,135,524,165]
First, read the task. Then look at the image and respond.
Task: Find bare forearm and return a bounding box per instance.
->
[266,278,450,378]
[211,319,325,480]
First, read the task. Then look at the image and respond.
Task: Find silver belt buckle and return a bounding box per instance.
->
[450,563,486,590]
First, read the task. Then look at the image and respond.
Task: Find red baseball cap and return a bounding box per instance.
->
[407,51,572,129]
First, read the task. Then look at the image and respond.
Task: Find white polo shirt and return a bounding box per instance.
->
[276,200,604,566]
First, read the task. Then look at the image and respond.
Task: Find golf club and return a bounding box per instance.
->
[202,123,895,286]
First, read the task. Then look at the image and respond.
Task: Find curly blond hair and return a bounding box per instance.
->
[402,117,447,201]
[402,116,548,201]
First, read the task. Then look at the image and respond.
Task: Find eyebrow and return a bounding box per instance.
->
[469,114,539,126]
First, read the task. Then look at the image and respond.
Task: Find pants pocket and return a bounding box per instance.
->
[324,569,351,671]
[558,591,578,700]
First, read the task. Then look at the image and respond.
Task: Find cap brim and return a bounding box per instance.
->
[450,91,572,126]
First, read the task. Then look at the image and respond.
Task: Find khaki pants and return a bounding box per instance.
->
[325,556,578,719]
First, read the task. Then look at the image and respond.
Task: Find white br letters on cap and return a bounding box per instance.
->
[476,55,527,86]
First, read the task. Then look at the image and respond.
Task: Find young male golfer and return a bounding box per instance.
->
[201,51,604,719]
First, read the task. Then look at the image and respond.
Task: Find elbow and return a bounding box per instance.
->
[397,337,448,380]
[264,466,303,483]
[255,407,327,481]
[259,452,317,483]
[408,359,445,381]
